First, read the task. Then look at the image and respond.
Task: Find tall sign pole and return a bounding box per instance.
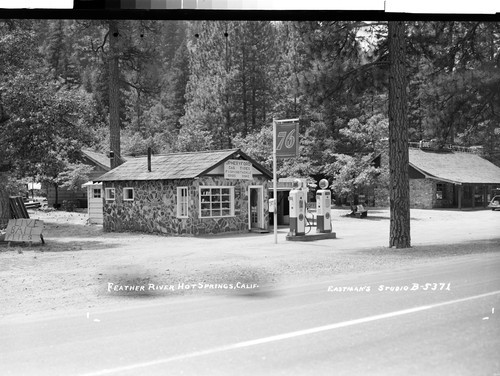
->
[272,118,300,244]
[273,118,278,244]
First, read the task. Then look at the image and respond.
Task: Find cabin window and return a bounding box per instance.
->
[105,188,115,201]
[93,188,101,199]
[199,186,234,218]
[123,187,135,201]
[177,187,189,218]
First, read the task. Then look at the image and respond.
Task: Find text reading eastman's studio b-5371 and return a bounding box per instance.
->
[327,283,452,292]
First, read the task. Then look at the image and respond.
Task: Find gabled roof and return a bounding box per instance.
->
[409,148,500,185]
[81,149,129,171]
[81,149,111,171]
[96,149,272,182]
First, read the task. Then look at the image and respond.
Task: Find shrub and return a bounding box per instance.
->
[61,200,78,212]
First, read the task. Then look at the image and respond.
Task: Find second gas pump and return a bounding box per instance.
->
[316,178,332,233]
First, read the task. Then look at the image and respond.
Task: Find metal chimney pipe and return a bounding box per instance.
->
[147,147,152,172]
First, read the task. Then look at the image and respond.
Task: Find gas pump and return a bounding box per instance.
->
[316,179,332,233]
[288,179,306,236]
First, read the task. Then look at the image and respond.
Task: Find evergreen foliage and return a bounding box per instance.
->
[0,19,498,222]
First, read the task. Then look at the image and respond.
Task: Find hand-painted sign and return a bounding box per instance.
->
[5,219,44,243]
[224,160,253,180]
[275,119,299,158]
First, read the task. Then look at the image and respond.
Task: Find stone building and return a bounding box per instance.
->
[95,149,272,235]
[373,144,500,209]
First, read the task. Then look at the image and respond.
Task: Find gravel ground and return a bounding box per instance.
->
[0,208,499,320]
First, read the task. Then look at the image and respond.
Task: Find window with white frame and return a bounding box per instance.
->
[93,188,101,198]
[123,187,135,201]
[199,187,234,218]
[177,187,189,218]
[105,188,115,201]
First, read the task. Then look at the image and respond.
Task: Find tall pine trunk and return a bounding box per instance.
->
[109,20,122,169]
[224,27,232,149]
[388,21,411,248]
[241,43,248,138]
[0,173,10,229]
[54,182,59,207]
[0,102,10,227]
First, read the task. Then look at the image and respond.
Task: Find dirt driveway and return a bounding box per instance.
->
[1,208,499,319]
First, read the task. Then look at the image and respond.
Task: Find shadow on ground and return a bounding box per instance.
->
[357,238,500,258]
[40,222,104,238]
[196,231,274,240]
[0,239,122,252]
[340,215,424,222]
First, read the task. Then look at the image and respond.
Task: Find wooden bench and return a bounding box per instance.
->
[24,201,41,210]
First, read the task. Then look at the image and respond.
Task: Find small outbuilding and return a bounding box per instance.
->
[81,181,104,224]
[95,149,272,235]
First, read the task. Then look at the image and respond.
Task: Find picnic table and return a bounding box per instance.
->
[350,205,368,218]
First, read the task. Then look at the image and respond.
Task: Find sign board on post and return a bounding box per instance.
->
[5,219,45,245]
[275,119,299,159]
[272,118,300,244]
[224,160,253,180]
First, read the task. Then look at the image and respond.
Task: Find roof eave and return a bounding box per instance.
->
[409,162,462,185]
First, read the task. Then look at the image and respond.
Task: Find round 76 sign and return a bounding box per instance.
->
[275,119,299,159]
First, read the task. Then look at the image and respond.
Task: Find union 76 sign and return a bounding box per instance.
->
[275,119,299,159]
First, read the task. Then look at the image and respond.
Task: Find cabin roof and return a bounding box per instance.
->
[96,149,272,181]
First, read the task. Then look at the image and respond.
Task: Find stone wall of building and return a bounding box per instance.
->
[102,176,269,236]
[409,179,435,208]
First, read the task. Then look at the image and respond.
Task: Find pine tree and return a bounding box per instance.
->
[178,21,282,151]
[388,21,411,249]
[178,21,233,150]
[407,22,500,163]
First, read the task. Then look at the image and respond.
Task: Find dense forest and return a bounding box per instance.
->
[1,20,499,203]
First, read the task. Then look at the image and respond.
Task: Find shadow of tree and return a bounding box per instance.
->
[0,239,122,252]
[0,221,125,252]
[340,214,423,222]
[357,238,500,258]
[41,222,104,238]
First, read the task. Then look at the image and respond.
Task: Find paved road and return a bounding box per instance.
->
[1,253,499,376]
